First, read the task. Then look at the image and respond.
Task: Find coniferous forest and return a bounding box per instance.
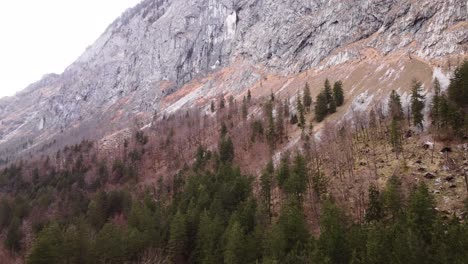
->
[0,62,467,264]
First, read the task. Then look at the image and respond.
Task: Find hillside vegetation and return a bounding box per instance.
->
[0,62,467,263]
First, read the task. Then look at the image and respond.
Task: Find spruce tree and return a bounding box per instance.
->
[365,185,383,223]
[242,97,248,119]
[315,92,328,122]
[430,78,441,129]
[410,80,425,130]
[329,96,337,114]
[333,81,344,106]
[296,92,305,128]
[224,221,246,264]
[323,79,337,114]
[260,161,274,220]
[27,222,63,264]
[388,90,404,120]
[265,101,276,149]
[168,211,188,262]
[276,103,285,142]
[6,217,22,253]
[390,119,403,159]
[448,60,468,109]
[303,82,312,112]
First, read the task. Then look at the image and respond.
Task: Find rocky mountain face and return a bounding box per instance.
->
[0,0,466,160]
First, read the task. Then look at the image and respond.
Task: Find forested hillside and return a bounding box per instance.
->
[0,61,467,263]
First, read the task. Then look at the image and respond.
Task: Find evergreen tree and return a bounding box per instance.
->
[448,60,468,109]
[265,101,276,149]
[297,92,306,128]
[324,79,333,104]
[329,96,337,114]
[224,221,246,264]
[168,211,188,262]
[94,223,126,263]
[318,199,350,264]
[277,153,290,188]
[283,153,308,199]
[324,79,337,114]
[0,198,11,231]
[247,89,252,102]
[383,175,403,220]
[219,136,235,163]
[27,222,63,264]
[303,82,312,112]
[270,90,275,102]
[197,212,223,264]
[242,97,248,119]
[315,92,328,122]
[220,96,226,109]
[265,199,309,262]
[388,90,404,120]
[365,185,383,223]
[211,100,216,112]
[390,119,403,158]
[333,81,344,106]
[276,103,285,142]
[5,217,22,253]
[410,80,425,129]
[260,161,274,219]
[407,183,436,243]
[430,78,441,129]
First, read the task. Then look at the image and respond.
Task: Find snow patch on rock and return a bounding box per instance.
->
[432,68,450,90]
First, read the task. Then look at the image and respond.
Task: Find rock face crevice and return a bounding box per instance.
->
[0,0,466,159]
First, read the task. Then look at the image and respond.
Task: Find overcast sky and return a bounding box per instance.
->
[0,0,142,98]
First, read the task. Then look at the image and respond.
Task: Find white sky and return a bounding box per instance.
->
[0,0,142,98]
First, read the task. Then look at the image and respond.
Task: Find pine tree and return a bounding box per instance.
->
[284,153,308,199]
[5,217,22,253]
[197,212,223,264]
[27,222,63,264]
[407,183,436,243]
[383,175,403,221]
[247,89,252,102]
[224,221,246,264]
[430,78,441,130]
[315,92,328,122]
[265,101,276,149]
[276,103,285,142]
[220,96,226,109]
[324,79,337,114]
[410,80,425,130]
[333,81,344,106]
[260,161,274,220]
[303,82,312,112]
[324,79,333,104]
[365,185,383,223]
[329,96,337,114]
[318,199,350,264]
[219,136,235,163]
[242,97,248,119]
[390,119,403,159]
[168,211,188,262]
[94,223,126,263]
[448,60,468,109]
[270,90,275,102]
[388,90,404,120]
[297,92,306,128]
